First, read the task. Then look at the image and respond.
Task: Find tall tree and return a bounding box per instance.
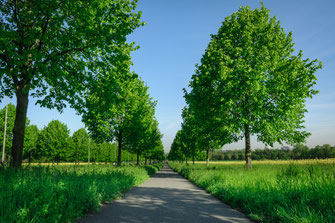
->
[36,120,71,164]
[122,84,160,165]
[168,130,185,162]
[0,0,143,168]
[71,128,89,164]
[185,4,322,168]
[23,124,39,163]
[82,66,148,165]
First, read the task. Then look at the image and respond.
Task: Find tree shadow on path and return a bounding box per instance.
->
[77,165,252,223]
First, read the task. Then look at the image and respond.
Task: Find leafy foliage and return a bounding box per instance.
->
[0,0,143,167]
[0,103,16,160]
[36,120,71,163]
[183,4,322,168]
[70,128,89,163]
[0,103,30,162]
[23,124,39,163]
[82,65,164,165]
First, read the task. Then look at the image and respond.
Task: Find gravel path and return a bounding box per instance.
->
[77,163,252,223]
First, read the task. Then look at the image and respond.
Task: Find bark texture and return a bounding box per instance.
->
[11,88,29,168]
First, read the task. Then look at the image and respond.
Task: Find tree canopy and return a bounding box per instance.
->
[183,4,322,168]
[81,64,164,165]
[36,120,71,163]
[0,0,143,168]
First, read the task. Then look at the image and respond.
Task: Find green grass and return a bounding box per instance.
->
[0,162,163,223]
[169,162,335,223]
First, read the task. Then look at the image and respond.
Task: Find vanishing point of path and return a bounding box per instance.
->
[78,163,252,223]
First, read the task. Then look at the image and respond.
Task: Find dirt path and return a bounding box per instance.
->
[77,163,252,223]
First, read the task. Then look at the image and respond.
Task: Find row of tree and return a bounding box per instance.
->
[0,105,164,164]
[168,4,322,168]
[0,0,165,167]
[211,144,335,161]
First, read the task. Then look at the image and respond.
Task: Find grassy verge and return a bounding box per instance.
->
[169,161,335,223]
[0,163,163,222]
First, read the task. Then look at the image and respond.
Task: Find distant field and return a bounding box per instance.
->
[22,161,139,166]
[169,160,335,222]
[194,158,335,165]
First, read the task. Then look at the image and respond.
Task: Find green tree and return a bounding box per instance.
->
[82,67,157,166]
[23,124,39,163]
[0,103,16,162]
[1,103,30,162]
[36,120,71,164]
[141,120,164,165]
[185,4,321,168]
[0,0,143,168]
[71,128,89,164]
[168,130,185,162]
[121,79,160,165]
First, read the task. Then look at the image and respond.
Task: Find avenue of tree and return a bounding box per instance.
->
[0,105,165,164]
[169,4,322,168]
[0,0,165,167]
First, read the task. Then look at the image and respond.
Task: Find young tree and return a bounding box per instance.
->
[123,86,161,166]
[0,103,16,162]
[1,103,30,162]
[140,120,163,165]
[71,128,89,164]
[23,124,39,163]
[36,120,71,164]
[82,65,151,166]
[0,0,143,168]
[168,130,185,162]
[185,4,322,168]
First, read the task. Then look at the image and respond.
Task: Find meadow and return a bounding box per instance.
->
[0,163,163,223]
[169,160,335,223]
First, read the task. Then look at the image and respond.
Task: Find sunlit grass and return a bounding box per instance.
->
[0,163,163,222]
[169,161,335,222]
[194,158,335,165]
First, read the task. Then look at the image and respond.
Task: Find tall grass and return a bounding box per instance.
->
[169,161,335,223]
[0,163,163,222]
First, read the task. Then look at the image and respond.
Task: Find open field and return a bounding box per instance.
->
[169,161,335,222]
[193,158,335,165]
[0,163,163,222]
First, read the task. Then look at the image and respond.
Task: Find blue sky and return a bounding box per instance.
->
[1,0,335,152]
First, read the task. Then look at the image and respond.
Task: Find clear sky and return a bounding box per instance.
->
[1,0,335,152]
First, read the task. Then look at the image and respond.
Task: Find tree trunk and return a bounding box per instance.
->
[11,88,29,168]
[136,151,139,166]
[245,124,252,169]
[192,153,195,165]
[117,131,122,166]
[145,157,147,165]
[206,149,209,167]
